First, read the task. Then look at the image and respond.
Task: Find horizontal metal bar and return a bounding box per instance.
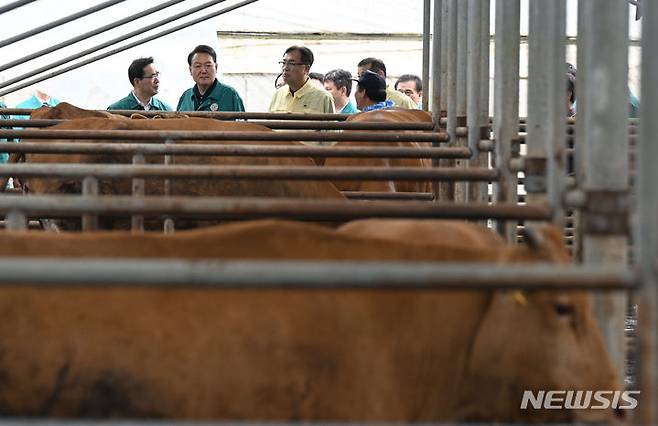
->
[0,421,600,426]
[0,258,635,290]
[0,0,37,15]
[0,142,471,159]
[0,164,498,181]
[0,129,448,143]
[0,119,436,131]
[0,195,550,221]
[0,0,125,49]
[0,109,352,121]
[342,191,434,201]
[0,0,186,73]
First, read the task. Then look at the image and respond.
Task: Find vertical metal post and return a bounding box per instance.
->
[637,1,658,422]
[526,0,565,224]
[430,0,443,201]
[466,0,484,203]
[131,152,145,233]
[422,0,431,112]
[480,0,490,125]
[5,209,26,232]
[81,176,99,232]
[442,0,459,202]
[439,0,449,121]
[454,0,469,203]
[493,0,520,242]
[163,140,175,234]
[431,0,442,122]
[581,0,629,382]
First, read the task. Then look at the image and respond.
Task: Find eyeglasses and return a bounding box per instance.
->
[141,72,160,79]
[191,64,215,70]
[278,61,308,68]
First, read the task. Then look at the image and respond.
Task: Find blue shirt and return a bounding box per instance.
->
[362,100,394,112]
[340,102,359,114]
[14,94,60,120]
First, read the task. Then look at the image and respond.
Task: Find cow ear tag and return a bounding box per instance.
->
[512,291,529,307]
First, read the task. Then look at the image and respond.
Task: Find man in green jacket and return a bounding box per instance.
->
[107,57,172,111]
[176,45,245,112]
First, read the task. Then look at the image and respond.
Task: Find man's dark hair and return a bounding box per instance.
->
[284,45,314,66]
[566,62,577,77]
[395,74,423,92]
[128,57,154,86]
[324,69,353,96]
[567,72,576,103]
[358,57,387,77]
[309,72,324,83]
[357,70,387,102]
[187,45,217,66]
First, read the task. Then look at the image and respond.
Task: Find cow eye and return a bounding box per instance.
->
[554,302,575,316]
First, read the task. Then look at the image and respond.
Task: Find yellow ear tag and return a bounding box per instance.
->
[513,291,529,307]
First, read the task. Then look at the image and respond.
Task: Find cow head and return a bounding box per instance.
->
[455,226,626,424]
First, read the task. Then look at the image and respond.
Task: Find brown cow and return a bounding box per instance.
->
[337,218,505,248]
[323,108,434,193]
[30,102,127,120]
[0,219,622,423]
[22,117,345,230]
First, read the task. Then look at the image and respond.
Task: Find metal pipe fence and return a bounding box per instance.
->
[0,258,634,290]
[0,195,551,222]
[0,129,448,143]
[0,142,473,159]
[0,119,436,131]
[0,0,36,15]
[0,164,498,182]
[0,109,352,121]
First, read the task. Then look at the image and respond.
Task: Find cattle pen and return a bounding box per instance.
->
[0,0,655,425]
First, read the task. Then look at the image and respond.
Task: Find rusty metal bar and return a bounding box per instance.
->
[0,129,448,143]
[422,0,431,112]
[0,109,352,121]
[81,176,99,232]
[0,119,435,131]
[0,164,498,182]
[131,153,145,233]
[341,191,434,201]
[163,139,175,234]
[0,195,549,221]
[4,209,26,231]
[0,258,635,291]
[0,0,126,49]
[0,0,186,73]
[0,142,471,159]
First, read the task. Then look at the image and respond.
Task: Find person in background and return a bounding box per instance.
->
[107,57,171,111]
[309,72,325,89]
[353,70,393,112]
[269,45,334,114]
[324,69,358,114]
[566,62,639,118]
[567,72,576,118]
[394,74,423,108]
[357,57,417,109]
[177,44,245,112]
